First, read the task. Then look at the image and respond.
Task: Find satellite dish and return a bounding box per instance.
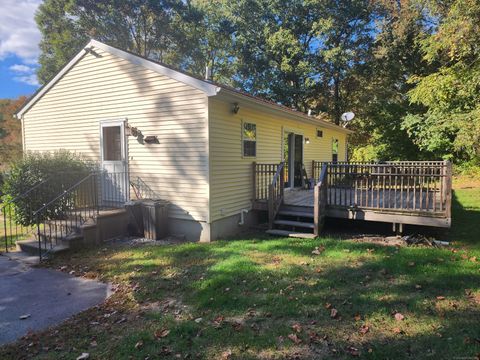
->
[341,112,355,122]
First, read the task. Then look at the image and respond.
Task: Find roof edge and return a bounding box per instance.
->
[217,88,353,134]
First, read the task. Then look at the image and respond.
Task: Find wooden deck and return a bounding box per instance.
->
[253,161,452,233]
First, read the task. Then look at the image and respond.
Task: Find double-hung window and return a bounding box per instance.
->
[242,122,256,157]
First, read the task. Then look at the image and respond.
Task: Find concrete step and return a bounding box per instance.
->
[277,210,314,218]
[274,219,315,229]
[16,239,70,256]
[43,219,84,234]
[266,229,317,239]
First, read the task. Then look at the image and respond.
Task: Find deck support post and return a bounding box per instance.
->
[314,165,328,237]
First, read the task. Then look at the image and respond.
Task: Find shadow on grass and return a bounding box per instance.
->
[77,236,480,359]
[449,189,480,246]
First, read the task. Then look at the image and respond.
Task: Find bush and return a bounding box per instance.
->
[453,159,480,178]
[2,150,95,226]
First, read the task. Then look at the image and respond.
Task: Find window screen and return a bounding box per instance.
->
[103,126,122,161]
[243,122,256,157]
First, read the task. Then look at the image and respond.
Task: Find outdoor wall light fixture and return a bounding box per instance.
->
[305,137,310,144]
[232,102,240,114]
[144,135,159,144]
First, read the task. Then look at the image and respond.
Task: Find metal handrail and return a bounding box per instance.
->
[2,178,50,205]
[33,173,95,216]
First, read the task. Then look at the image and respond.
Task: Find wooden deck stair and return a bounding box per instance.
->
[266,204,317,239]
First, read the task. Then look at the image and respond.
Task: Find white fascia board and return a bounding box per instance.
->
[16,39,220,118]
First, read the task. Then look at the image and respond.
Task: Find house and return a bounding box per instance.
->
[16,39,351,242]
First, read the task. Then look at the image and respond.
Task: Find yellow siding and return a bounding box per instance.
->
[22,49,209,221]
[209,97,347,222]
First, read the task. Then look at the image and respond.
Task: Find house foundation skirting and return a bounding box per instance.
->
[167,211,260,242]
[209,210,260,241]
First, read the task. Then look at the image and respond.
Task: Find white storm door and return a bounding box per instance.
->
[100,120,128,205]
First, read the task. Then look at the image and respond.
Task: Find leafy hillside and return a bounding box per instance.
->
[0,97,25,171]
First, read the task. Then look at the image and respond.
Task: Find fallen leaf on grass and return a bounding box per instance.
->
[76,353,89,360]
[324,303,332,309]
[288,333,302,344]
[393,327,403,334]
[330,308,339,319]
[308,331,325,343]
[232,322,243,331]
[291,323,302,333]
[346,346,360,357]
[135,340,144,350]
[359,325,370,334]
[312,246,326,255]
[354,313,361,321]
[415,284,422,290]
[154,328,170,338]
[436,296,446,301]
[212,316,225,328]
[394,313,405,321]
[221,349,233,359]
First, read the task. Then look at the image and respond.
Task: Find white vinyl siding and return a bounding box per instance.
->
[22,49,209,221]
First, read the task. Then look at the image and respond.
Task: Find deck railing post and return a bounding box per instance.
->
[268,184,274,229]
[314,183,320,236]
[252,162,257,201]
[280,164,285,199]
[444,160,452,220]
[311,160,315,182]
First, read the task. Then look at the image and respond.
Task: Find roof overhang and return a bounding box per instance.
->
[216,88,353,134]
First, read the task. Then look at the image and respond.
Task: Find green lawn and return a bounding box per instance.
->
[0,188,479,359]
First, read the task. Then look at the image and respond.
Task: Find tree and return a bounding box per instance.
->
[0,97,26,170]
[402,0,480,161]
[349,0,434,161]
[35,0,193,84]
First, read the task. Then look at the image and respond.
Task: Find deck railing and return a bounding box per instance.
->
[252,162,285,227]
[313,164,328,236]
[312,161,452,216]
[268,162,285,229]
[253,162,281,201]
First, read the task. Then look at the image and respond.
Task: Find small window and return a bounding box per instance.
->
[332,138,339,163]
[316,129,323,138]
[242,122,256,157]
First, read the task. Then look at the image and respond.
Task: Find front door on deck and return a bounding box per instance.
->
[283,132,304,188]
[100,121,128,206]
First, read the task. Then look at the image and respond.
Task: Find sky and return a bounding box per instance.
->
[0,0,42,99]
